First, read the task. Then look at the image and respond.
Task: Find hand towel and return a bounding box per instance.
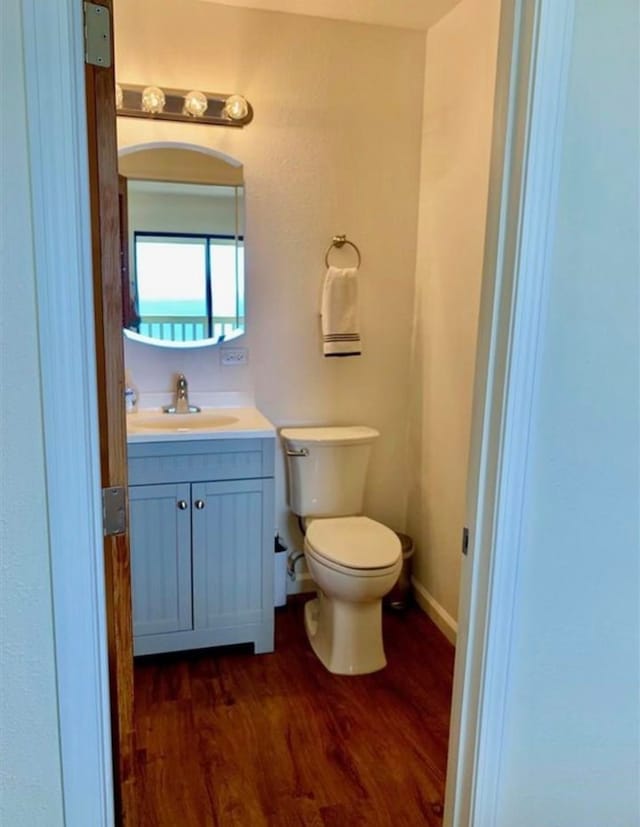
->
[321,266,362,357]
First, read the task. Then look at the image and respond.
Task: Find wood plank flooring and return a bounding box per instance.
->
[134,598,455,826]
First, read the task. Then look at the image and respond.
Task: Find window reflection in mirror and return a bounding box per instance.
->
[118,145,245,348]
[134,230,244,342]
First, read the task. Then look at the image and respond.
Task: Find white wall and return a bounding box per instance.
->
[495,1,640,824]
[128,188,239,238]
[0,2,65,824]
[115,0,425,551]
[406,0,501,634]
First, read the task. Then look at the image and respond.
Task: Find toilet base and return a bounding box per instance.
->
[304,593,387,675]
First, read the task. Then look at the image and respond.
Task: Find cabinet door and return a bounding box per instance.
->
[129,483,193,637]
[192,479,271,632]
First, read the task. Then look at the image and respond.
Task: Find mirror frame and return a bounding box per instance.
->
[118,141,245,349]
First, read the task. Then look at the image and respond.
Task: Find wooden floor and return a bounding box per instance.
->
[134,597,455,826]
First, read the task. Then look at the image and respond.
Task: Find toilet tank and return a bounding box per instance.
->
[280,426,379,517]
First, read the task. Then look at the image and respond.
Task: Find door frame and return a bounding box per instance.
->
[20,1,115,824]
[19,0,573,824]
[443,1,575,824]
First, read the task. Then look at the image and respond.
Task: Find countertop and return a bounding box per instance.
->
[126,406,276,443]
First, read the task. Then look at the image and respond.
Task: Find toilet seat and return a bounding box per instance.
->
[305,516,401,571]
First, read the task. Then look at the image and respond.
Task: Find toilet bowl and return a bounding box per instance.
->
[303,516,402,675]
[281,425,402,675]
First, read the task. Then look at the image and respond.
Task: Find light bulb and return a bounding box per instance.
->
[224,94,249,121]
[115,83,123,110]
[141,86,165,114]
[183,90,208,118]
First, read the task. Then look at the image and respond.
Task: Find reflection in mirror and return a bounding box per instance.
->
[118,145,245,347]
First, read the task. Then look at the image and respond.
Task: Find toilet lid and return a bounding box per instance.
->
[306,516,401,570]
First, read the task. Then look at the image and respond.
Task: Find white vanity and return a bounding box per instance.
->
[127,407,276,657]
[119,143,274,657]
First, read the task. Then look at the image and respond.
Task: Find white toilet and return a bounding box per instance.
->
[281,426,402,675]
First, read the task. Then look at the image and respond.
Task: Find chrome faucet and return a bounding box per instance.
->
[163,373,201,414]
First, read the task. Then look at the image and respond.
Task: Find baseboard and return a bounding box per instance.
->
[411,577,458,645]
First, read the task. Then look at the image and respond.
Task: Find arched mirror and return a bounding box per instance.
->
[118,143,245,347]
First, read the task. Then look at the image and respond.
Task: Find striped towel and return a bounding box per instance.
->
[320,266,362,357]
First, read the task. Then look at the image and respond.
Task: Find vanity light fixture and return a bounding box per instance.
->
[183,90,208,118]
[141,85,166,114]
[115,83,253,127]
[223,94,249,121]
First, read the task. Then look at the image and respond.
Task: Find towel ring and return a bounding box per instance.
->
[324,234,362,269]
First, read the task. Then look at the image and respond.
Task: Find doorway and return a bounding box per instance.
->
[16,0,568,823]
[109,2,501,822]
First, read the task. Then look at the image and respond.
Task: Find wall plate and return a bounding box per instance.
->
[220,347,248,366]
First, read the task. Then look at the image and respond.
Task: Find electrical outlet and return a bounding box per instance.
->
[220,347,248,366]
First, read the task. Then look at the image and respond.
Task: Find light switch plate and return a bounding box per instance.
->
[220,347,248,366]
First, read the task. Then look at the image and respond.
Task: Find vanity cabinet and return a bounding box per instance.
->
[127,437,275,657]
[129,483,193,638]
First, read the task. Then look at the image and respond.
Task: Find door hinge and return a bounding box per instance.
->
[84,2,112,68]
[462,527,470,556]
[102,486,126,536]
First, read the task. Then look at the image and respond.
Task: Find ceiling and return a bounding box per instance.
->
[199,0,461,31]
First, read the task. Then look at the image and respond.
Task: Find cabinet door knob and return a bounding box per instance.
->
[177,500,188,510]
[194,499,205,510]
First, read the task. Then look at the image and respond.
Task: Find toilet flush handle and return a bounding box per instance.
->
[286,447,309,457]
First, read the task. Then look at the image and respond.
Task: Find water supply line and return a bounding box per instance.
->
[287,516,307,579]
[287,551,305,580]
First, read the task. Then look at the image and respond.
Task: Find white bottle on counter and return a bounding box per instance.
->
[124,371,138,413]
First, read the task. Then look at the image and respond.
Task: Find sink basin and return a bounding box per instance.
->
[127,405,276,442]
[129,411,240,433]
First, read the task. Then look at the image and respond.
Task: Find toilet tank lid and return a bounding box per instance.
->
[280,426,379,446]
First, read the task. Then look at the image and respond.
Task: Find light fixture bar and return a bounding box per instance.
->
[116,83,253,128]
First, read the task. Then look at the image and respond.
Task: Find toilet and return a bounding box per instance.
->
[281,426,402,675]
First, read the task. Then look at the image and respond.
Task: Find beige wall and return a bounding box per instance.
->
[406,0,501,632]
[116,0,425,547]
